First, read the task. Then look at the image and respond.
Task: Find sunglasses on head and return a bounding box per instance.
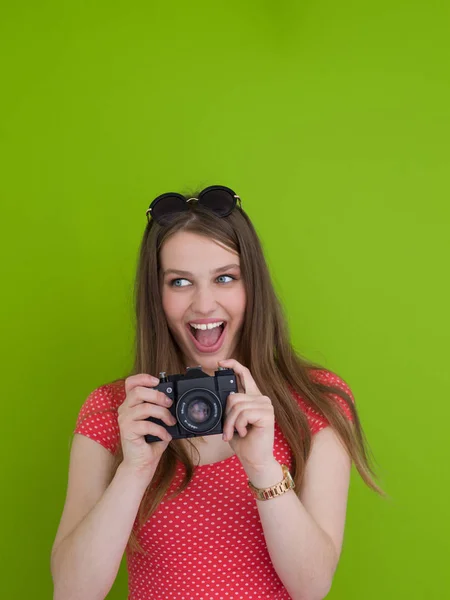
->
[146,185,242,225]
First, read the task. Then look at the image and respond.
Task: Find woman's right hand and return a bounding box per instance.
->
[118,373,177,476]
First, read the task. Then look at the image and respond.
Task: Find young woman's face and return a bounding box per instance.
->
[159,231,246,375]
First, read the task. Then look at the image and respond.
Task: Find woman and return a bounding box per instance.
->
[51,185,384,600]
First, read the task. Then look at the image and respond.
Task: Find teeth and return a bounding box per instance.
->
[189,321,224,330]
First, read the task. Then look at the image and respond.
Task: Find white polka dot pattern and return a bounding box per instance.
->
[291,369,355,435]
[74,380,124,454]
[73,371,354,599]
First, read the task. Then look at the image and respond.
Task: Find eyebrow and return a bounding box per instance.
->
[163,263,241,277]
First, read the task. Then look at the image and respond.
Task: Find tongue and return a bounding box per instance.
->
[195,326,222,347]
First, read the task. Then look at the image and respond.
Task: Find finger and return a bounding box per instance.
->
[129,420,172,443]
[128,403,177,427]
[224,392,248,417]
[224,408,253,440]
[223,403,263,440]
[225,403,274,440]
[218,359,260,395]
[225,394,272,418]
[125,373,160,395]
[126,386,173,409]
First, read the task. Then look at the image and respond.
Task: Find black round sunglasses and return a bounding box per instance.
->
[146,185,242,225]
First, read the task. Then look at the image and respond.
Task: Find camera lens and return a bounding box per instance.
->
[187,399,211,424]
[177,388,222,433]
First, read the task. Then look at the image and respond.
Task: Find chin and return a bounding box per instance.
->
[188,352,226,369]
[185,346,234,374]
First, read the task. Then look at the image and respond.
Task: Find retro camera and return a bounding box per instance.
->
[144,366,238,443]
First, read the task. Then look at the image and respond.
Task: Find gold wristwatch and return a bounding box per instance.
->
[248,463,295,501]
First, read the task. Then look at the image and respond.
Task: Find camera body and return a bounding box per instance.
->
[144,366,238,443]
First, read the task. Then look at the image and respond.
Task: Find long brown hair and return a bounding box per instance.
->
[111,192,385,552]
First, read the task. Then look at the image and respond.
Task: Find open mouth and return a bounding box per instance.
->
[186,322,227,352]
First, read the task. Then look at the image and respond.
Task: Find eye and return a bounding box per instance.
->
[168,274,236,287]
[169,278,191,287]
[217,274,235,283]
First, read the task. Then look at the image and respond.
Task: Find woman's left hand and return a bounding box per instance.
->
[218,358,276,473]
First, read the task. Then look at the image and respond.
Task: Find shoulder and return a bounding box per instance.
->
[309,368,355,403]
[76,379,126,420]
[74,378,126,454]
[288,369,355,435]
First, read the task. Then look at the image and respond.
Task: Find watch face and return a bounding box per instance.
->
[281,464,295,488]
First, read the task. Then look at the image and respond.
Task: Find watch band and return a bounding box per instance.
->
[248,463,295,501]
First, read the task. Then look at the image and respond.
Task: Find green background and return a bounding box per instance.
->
[1,1,449,598]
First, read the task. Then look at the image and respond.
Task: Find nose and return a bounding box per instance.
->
[191,284,219,315]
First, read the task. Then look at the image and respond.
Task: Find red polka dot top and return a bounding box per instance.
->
[74,370,354,600]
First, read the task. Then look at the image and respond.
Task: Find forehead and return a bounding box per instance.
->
[159,231,239,271]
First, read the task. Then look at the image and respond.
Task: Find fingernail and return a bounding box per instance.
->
[222,433,227,441]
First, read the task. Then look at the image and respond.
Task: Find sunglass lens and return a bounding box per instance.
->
[199,188,236,216]
[151,194,187,224]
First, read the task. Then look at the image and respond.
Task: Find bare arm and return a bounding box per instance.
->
[51,435,154,600]
[51,374,175,600]
[245,427,352,600]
